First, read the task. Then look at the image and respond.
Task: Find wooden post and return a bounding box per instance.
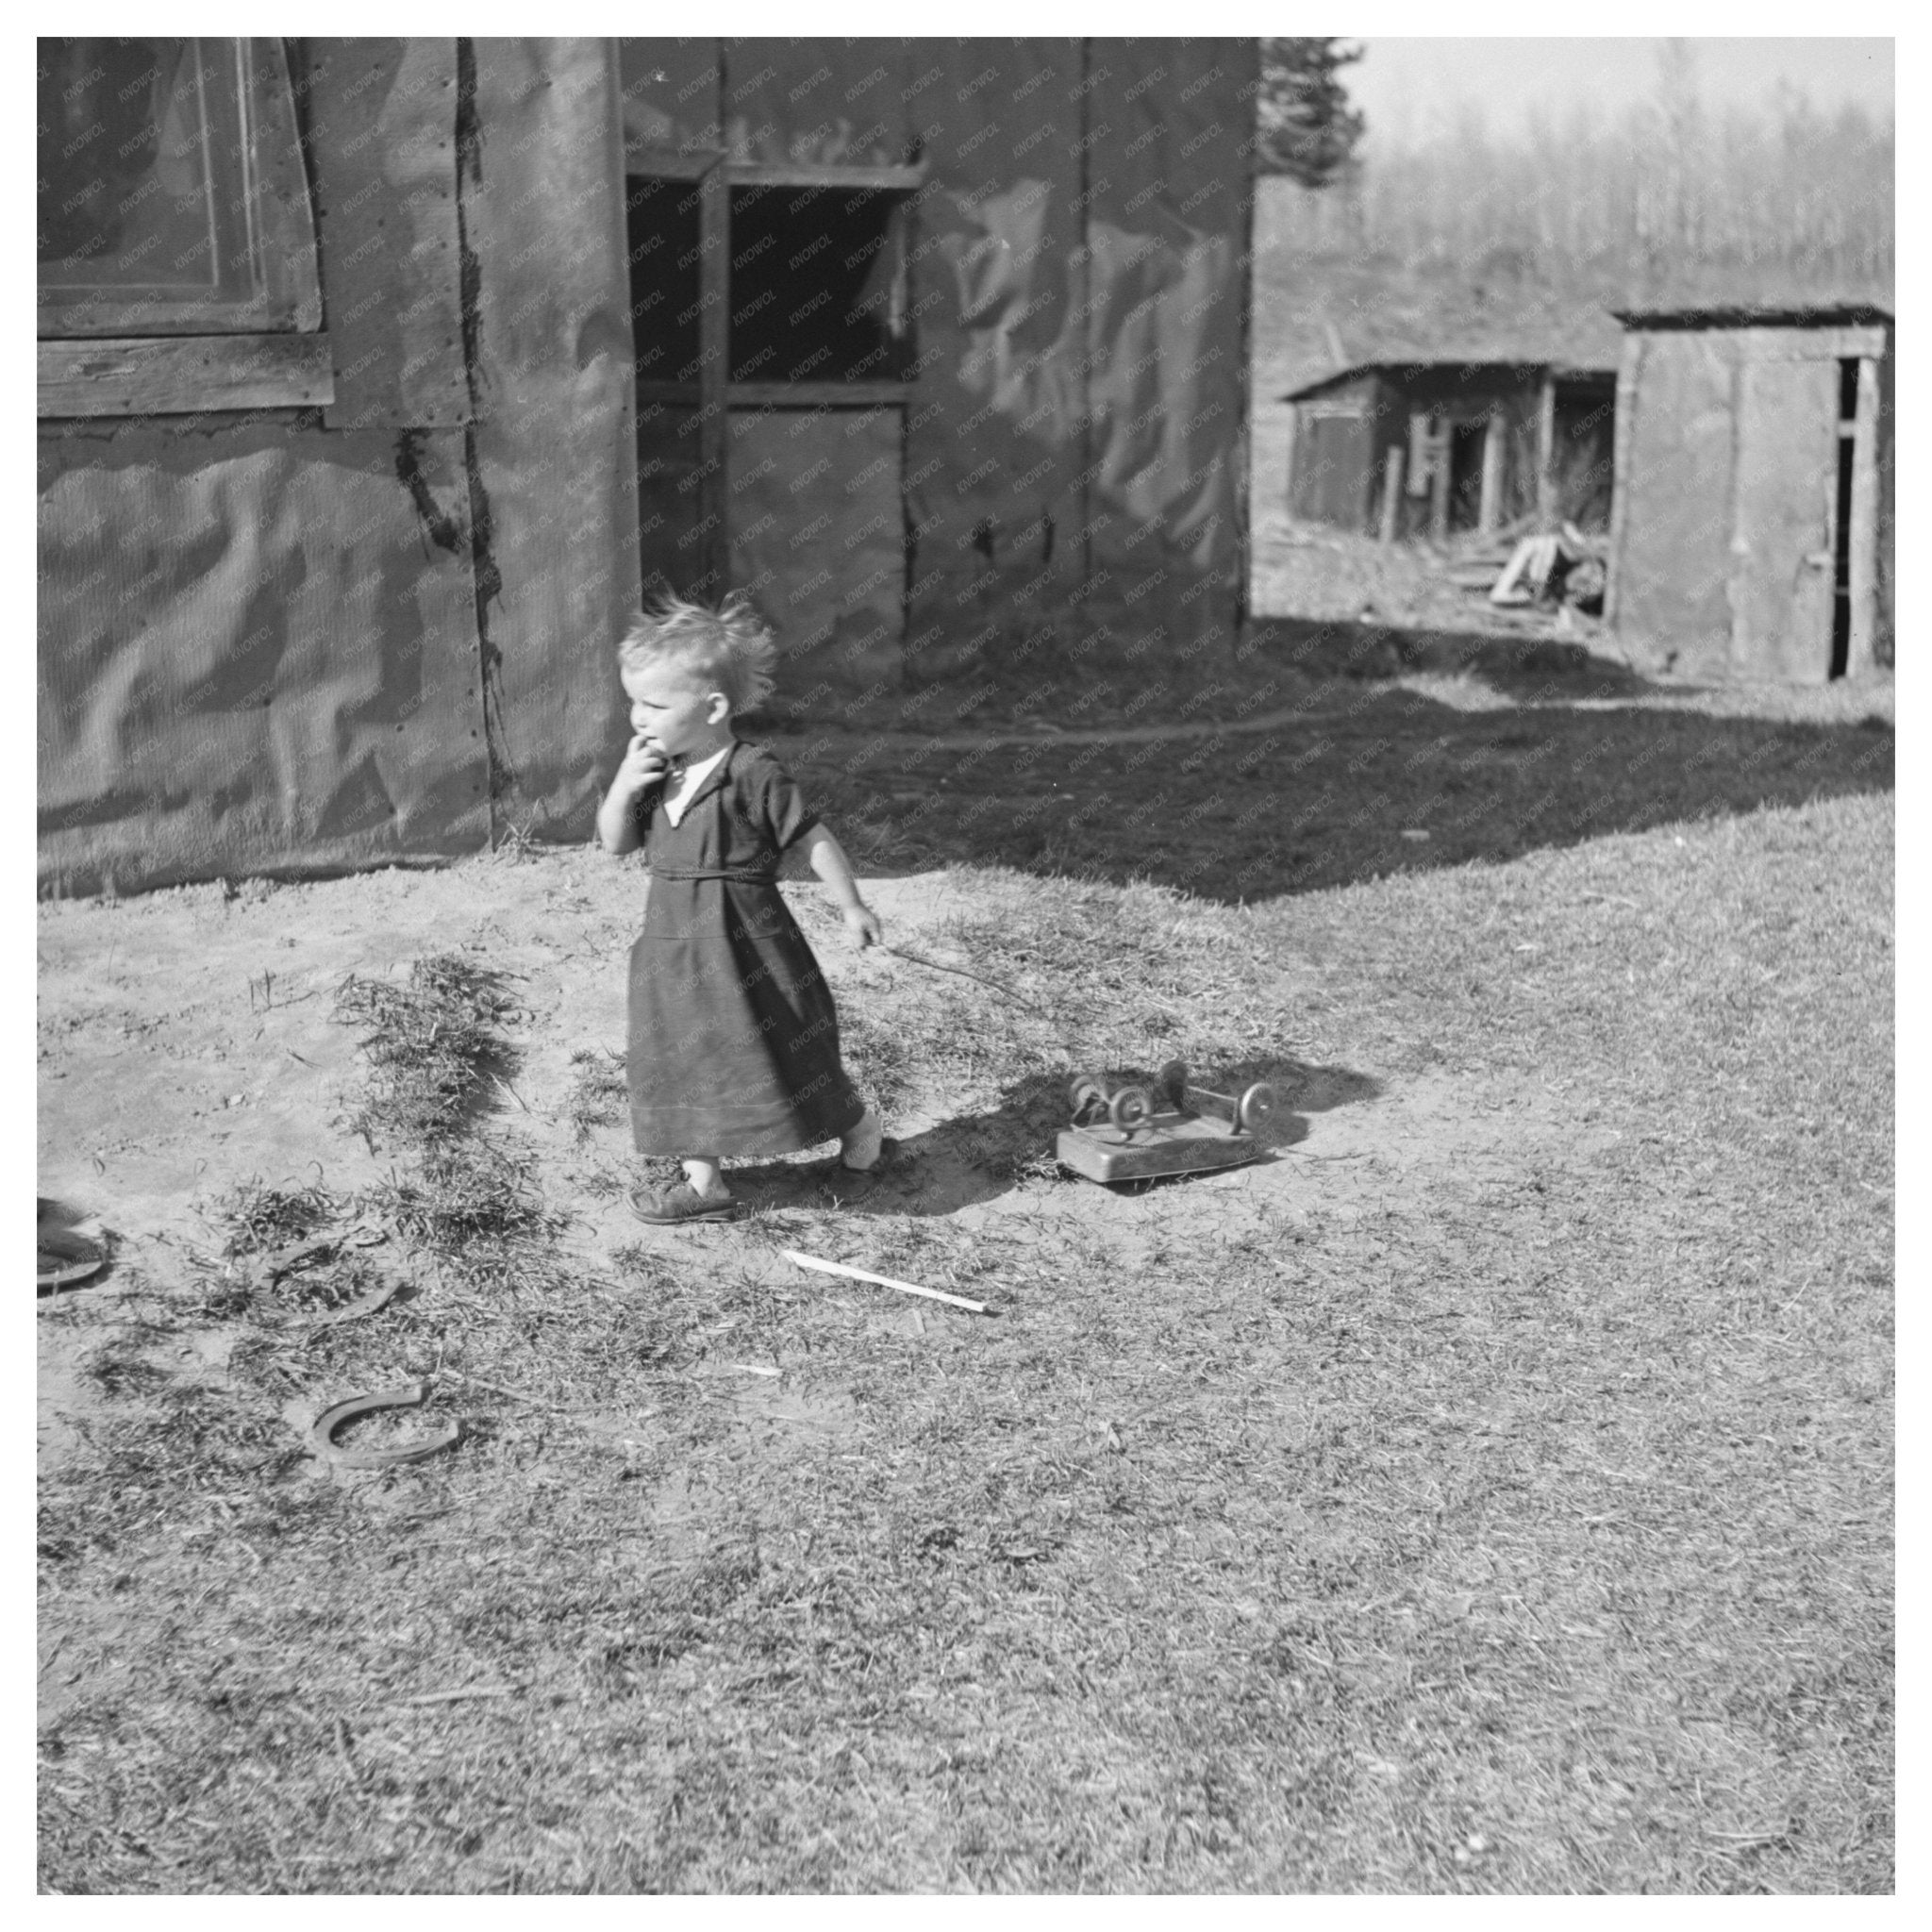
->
[1847,354,1879,677]
[694,156,729,599]
[1378,444,1404,543]
[1535,372,1557,526]
[1477,413,1504,537]
[1281,403,1299,517]
[1603,339,1639,632]
[1428,420,1450,542]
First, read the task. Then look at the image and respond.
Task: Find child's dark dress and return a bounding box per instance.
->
[627,740,866,1158]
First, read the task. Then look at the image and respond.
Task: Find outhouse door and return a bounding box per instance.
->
[1727,357,1840,682]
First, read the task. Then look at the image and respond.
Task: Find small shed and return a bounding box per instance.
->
[1282,359,1615,542]
[1606,304,1894,682]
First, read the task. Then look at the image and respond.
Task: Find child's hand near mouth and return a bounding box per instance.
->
[614,732,670,798]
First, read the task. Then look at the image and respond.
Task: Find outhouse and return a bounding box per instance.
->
[1606,305,1894,681]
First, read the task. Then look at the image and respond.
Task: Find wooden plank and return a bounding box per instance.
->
[38,335,335,419]
[624,144,724,179]
[248,39,325,334]
[1610,330,1740,675]
[1846,356,1880,678]
[1477,415,1505,536]
[1406,411,1431,496]
[1733,324,1889,363]
[725,162,924,192]
[1377,446,1403,543]
[1603,341,1639,630]
[695,159,730,598]
[1728,356,1840,682]
[1535,372,1557,525]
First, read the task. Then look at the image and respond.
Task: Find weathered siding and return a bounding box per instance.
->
[1608,331,1739,677]
[40,36,1256,892]
[301,39,469,430]
[1082,41,1252,651]
[39,37,641,893]
[1291,378,1378,528]
[902,40,1091,682]
[37,421,490,892]
[1609,313,1893,682]
[729,408,904,691]
[1874,327,1895,665]
[463,39,641,837]
[1728,356,1840,682]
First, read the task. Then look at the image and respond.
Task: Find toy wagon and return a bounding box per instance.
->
[1056,1060,1276,1185]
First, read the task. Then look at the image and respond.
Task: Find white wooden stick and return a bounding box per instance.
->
[780,1248,992,1315]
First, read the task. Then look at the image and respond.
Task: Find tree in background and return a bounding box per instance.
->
[1256,38,1366,186]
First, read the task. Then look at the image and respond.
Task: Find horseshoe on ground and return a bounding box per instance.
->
[305,1382,460,1469]
[287,1276,404,1329]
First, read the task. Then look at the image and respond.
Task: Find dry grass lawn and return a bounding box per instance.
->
[38,675,1892,1893]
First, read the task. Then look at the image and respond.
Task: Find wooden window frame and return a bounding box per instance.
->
[38,38,331,420]
[626,148,925,591]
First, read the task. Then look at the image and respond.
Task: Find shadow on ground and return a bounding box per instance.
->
[788,640,1894,906]
[731,1056,1382,1217]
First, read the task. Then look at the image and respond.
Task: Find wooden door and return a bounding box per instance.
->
[1728,356,1840,682]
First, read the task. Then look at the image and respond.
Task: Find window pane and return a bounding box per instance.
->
[38,37,321,337]
[41,42,234,294]
[728,185,907,383]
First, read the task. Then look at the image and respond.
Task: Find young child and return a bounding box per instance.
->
[596,593,886,1224]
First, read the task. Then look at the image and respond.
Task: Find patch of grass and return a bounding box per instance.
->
[39,789,1891,1893]
[41,1375,302,1561]
[372,1142,559,1259]
[562,1047,627,1143]
[335,953,521,1146]
[215,1177,341,1255]
[75,1334,173,1398]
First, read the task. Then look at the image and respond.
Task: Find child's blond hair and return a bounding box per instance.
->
[618,591,778,714]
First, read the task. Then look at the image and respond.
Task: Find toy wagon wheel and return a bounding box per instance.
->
[1157,1059,1189,1108]
[1068,1072,1107,1119]
[1108,1084,1154,1131]
[1237,1083,1276,1134]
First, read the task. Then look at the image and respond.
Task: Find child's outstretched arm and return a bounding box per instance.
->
[796,824,883,947]
[597,735,669,855]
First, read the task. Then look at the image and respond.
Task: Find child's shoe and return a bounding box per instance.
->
[840,1108,885,1172]
[627,1177,742,1224]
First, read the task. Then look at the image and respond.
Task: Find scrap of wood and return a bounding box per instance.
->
[780,1248,994,1316]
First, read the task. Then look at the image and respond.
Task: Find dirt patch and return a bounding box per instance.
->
[38,839,1585,1553]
